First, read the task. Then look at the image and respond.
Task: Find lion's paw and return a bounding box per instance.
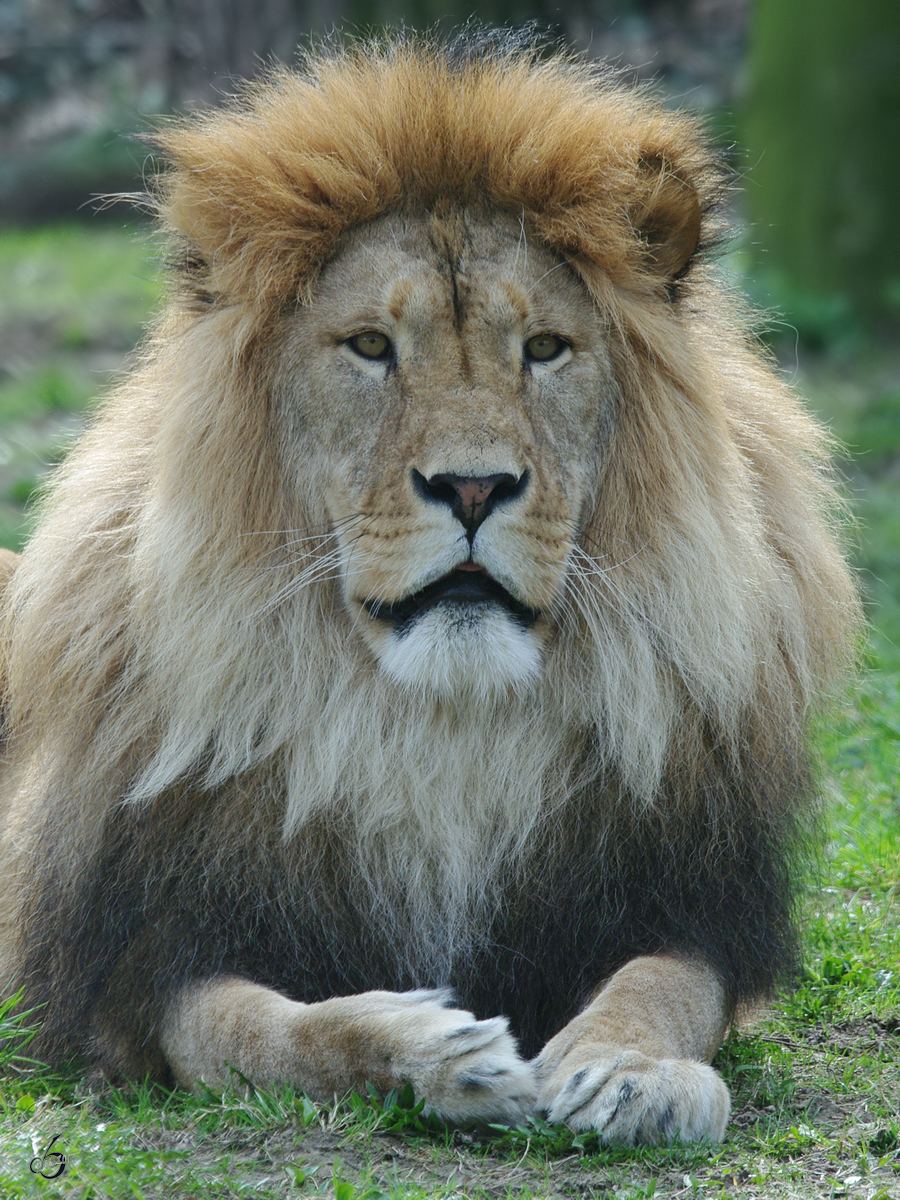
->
[535,1049,729,1144]
[380,989,535,1126]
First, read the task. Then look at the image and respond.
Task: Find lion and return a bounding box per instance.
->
[0,33,859,1144]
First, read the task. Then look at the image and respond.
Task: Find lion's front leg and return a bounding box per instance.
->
[159,977,534,1125]
[533,955,731,1144]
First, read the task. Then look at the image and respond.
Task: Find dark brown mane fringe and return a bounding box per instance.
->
[19,707,811,1074]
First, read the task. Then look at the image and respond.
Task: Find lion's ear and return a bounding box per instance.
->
[634,155,702,281]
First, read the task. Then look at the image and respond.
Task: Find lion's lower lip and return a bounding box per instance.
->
[364,569,541,633]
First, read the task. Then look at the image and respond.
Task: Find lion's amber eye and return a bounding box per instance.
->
[348,332,392,360]
[524,333,567,363]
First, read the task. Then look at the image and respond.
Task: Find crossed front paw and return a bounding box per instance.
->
[367,989,536,1126]
[534,1048,730,1144]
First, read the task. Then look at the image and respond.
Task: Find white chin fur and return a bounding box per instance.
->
[378,603,542,700]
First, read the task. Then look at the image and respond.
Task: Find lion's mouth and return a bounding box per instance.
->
[364,566,541,634]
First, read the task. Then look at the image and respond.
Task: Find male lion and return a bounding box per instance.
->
[0,34,859,1144]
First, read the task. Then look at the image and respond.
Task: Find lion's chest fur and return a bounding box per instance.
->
[16,689,806,1069]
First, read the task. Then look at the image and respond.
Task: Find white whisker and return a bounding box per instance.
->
[252,544,348,616]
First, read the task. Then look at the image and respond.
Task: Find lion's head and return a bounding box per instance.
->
[265,205,615,700]
[86,38,850,802]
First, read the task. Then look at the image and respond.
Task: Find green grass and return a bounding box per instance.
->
[0,223,162,339]
[0,224,898,1197]
[0,222,163,549]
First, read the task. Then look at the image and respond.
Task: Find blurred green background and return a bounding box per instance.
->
[0,0,898,669]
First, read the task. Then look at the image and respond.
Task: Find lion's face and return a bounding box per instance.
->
[276,209,618,698]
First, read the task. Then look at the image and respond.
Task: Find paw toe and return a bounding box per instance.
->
[540,1056,730,1145]
[442,1014,510,1056]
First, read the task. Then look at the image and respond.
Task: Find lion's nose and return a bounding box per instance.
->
[412,469,529,535]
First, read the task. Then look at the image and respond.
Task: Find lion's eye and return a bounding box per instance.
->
[348,332,393,361]
[524,333,568,363]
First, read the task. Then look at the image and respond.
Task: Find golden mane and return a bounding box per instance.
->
[154,38,721,313]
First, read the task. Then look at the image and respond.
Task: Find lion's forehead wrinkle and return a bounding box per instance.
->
[427,208,470,262]
[322,209,588,327]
